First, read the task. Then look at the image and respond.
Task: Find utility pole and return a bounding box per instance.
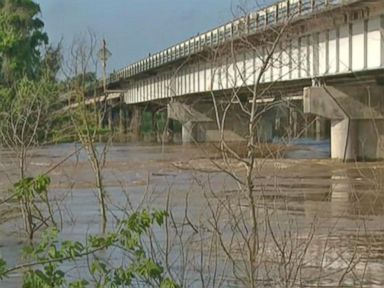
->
[97,39,112,131]
[98,39,111,93]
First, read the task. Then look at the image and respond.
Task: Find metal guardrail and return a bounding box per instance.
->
[106,0,348,85]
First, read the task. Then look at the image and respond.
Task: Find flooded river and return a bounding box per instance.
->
[1,142,384,287]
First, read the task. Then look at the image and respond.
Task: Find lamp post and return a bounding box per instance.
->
[97,39,112,93]
[97,39,112,131]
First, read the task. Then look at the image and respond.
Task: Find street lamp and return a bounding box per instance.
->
[97,39,112,131]
[97,39,112,93]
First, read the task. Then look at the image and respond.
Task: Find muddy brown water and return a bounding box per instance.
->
[0,143,384,287]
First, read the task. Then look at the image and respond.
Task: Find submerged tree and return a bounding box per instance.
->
[64,32,110,233]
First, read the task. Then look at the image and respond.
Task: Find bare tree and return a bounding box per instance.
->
[0,76,57,240]
[64,31,110,233]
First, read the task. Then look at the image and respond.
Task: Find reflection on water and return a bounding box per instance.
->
[0,142,384,287]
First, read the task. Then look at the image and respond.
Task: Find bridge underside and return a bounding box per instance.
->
[102,69,384,161]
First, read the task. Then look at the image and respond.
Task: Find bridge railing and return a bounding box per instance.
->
[107,0,349,85]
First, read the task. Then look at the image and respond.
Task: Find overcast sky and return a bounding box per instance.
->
[35,0,272,73]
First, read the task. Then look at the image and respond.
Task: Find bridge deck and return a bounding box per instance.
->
[106,0,367,85]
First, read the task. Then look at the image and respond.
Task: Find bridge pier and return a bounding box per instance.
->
[331,119,358,160]
[288,107,298,139]
[304,86,384,161]
[151,109,158,142]
[119,100,126,134]
[167,101,210,144]
[164,116,173,143]
[257,114,274,142]
[167,100,248,144]
[129,105,143,142]
[108,106,113,132]
[181,121,195,144]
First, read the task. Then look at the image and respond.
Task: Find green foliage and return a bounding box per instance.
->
[7,210,179,287]
[68,280,89,288]
[0,257,7,280]
[11,174,56,240]
[60,72,97,93]
[41,44,62,81]
[14,175,50,202]
[141,111,153,134]
[160,278,180,288]
[0,0,48,82]
[0,0,61,145]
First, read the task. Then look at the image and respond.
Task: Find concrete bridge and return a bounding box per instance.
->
[97,0,384,161]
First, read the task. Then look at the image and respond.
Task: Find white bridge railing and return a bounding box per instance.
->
[106,0,355,85]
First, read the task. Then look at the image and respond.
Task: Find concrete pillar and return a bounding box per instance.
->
[274,114,281,138]
[258,117,273,142]
[125,106,130,133]
[289,107,298,138]
[151,110,159,143]
[331,118,358,161]
[167,118,174,143]
[304,85,384,160]
[97,108,103,130]
[108,106,113,131]
[182,121,194,144]
[119,102,125,134]
[151,110,156,131]
[195,123,207,142]
[130,105,142,142]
